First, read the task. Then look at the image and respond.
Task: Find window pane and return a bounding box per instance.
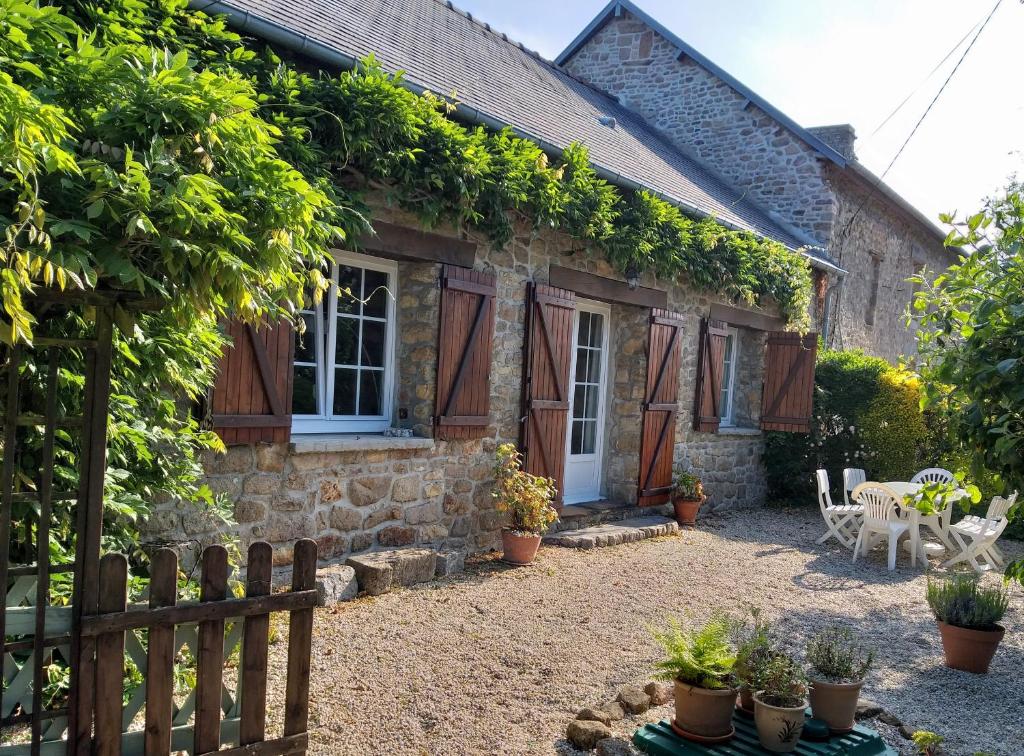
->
[584,347,602,383]
[292,366,318,415]
[573,384,588,419]
[332,368,357,415]
[359,370,383,416]
[363,269,388,318]
[571,420,584,455]
[588,313,604,348]
[723,333,734,363]
[334,317,358,366]
[574,347,589,385]
[577,311,590,347]
[584,382,600,418]
[336,266,359,315]
[294,313,317,364]
[361,320,386,367]
[581,420,597,454]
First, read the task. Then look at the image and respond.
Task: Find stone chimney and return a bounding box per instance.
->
[808,124,857,161]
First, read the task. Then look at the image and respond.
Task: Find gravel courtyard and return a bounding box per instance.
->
[267,508,1024,756]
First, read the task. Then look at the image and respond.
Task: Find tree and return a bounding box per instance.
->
[912,183,1024,583]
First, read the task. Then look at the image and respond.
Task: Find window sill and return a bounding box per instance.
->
[717,426,762,437]
[288,433,435,455]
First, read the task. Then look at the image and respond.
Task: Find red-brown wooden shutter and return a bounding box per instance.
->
[434,265,497,440]
[520,282,575,507]
[760,331,818,433]
[693,318,729,433]
[211,319,294,444]
[638,310,685,506]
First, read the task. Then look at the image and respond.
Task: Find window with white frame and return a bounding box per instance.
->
[292,252,397,433]
[718,327,739,427]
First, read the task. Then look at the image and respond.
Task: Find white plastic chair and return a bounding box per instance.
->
[910,467,955,485]
[816,469,863,549]
[843,468,866,507]
[851,483,909,570]
[943,492,1018,572]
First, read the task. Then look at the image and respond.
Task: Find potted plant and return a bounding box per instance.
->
[492,443,559,565]
[652,613,738,743]
[732,609,779,715]
[671,468,705,526]
[926,574,1009,674]
[806,625,873,733]
[752,653,808,753]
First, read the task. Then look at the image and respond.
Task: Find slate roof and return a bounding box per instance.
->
[191,0,831,257]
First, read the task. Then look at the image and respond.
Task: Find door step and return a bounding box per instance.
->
[543,516,679,549]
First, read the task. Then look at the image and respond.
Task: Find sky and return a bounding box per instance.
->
[451,0,1021,226]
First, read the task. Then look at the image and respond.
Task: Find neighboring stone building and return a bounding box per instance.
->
[558,0,953,363]
[164,0,953,566]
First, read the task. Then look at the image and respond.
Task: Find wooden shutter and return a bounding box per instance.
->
[693,318,729,433]
[434,265,497,440]
[520,282,575,507]
[761,331,818,432]
[637,310,685,506]
[211,319,294,444]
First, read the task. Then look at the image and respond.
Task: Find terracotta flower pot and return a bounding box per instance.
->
[672,680,737,742]
[753,693,807,753]
[672,495,705,527]
[936,621,1004,674]
[501,529,542,565]
[737,686,755,714]
[809,678,863,733]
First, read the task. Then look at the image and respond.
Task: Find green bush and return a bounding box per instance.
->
[925,575,1009,630]
[764,349,929,504]
[651,613,736,690]
[805,626,873,683]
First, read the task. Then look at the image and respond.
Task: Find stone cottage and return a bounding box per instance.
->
[164,0,953,565]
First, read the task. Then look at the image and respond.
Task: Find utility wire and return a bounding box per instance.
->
[877,0,1003,182]
[867,13,986,140]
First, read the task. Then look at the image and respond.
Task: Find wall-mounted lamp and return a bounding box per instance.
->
[625,261,640,291]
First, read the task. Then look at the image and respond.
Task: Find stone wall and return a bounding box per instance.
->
[561,10,835,242]
[825,168,952,363]
[150,204,784,563]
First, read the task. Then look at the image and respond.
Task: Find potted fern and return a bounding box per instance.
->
[926,574,1009,673]
[671,468,705,527]
[492,443,559,565]
[752,653,808,753]
[806,626,873,733]
[652,613,738,744]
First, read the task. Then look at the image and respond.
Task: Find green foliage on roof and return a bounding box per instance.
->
[2,0,813,343]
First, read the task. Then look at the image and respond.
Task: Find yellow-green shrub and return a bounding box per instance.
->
[859,370,929,482]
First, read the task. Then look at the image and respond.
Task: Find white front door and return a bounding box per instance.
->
[563,300,610,504]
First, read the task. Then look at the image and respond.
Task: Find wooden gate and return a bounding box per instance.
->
[1,293,316,756]
[637,310,685,506]
[520,283,575,507]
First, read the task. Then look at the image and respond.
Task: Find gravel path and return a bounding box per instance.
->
[263,507,1023,756]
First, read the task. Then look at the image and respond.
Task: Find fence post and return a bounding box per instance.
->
[239,542,272,745]
[194,545,228,755]
[284,539,317,739]
[144,549,178,756]
[94,554,127,756]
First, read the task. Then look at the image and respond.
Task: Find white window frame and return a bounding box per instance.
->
[719,327,739,427]
[292,250,397,434]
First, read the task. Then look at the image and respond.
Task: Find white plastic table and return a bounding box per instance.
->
[883,481,963,567]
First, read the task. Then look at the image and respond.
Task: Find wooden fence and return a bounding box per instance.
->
[77,540,315,756]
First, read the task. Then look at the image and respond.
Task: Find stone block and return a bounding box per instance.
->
[233,498,267,524]
[405,501,442,525]
[566,720,611,750]
[315,534,349,560]
[391,475,421,503]
[645,681,673,705]
[243,474,279,496]
[329,506,362,532]
[617,684,650,714]
[346,548,436,596]
[315,563,358,605]
[319,479,344,504]
[435,549,465,577]
[377,526,416,547]
[576,707,611,727]
[365,504,402,529]
[418,524,448,543]
[350,476,391,507]
[254,442,287,472]
[212,445,254,474]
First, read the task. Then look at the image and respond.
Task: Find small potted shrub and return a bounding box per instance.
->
[732,609,779,715]
[672,468,705,526]
[652,613,738,743]
[926,574,1009,673]
[806,625,873,733]
[752,653,808,753]
[492,443,558,565]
